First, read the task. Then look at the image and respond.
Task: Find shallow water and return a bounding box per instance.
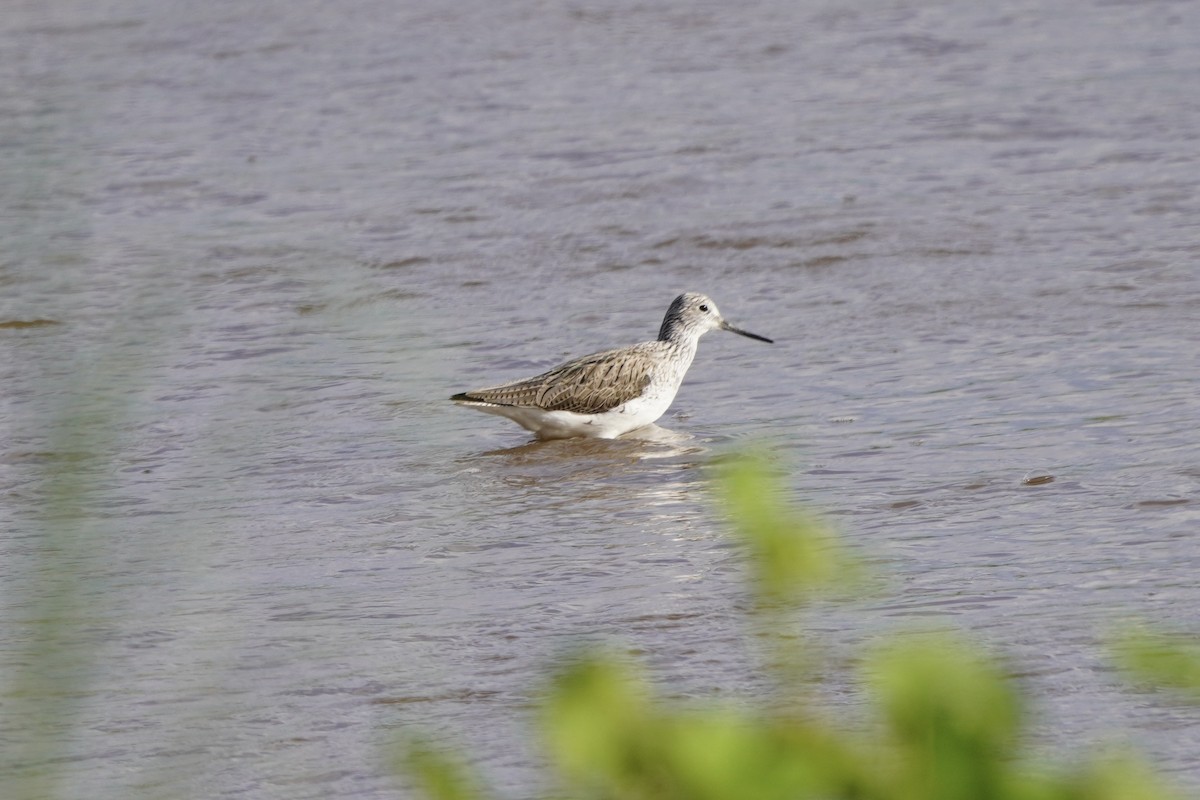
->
[3,0,1199,797]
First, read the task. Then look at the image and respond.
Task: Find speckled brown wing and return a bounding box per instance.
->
[452,346,656,414]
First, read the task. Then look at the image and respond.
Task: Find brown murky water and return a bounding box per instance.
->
[3,1,1199,797]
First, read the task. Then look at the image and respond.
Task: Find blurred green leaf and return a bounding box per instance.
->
[398,736,487,800]
[868,634,1022,800]
[717,453,861,607]
[1113,627,1200,702]
[541,653,881,800]
[541,656,664,799]
[1058,752,1181,800]
[398,452,1184,800]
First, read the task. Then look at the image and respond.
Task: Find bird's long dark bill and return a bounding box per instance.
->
[721,320,773,343]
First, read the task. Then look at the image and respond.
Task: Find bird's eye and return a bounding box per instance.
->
[699,304,709,312]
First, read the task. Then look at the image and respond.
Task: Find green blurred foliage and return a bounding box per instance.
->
[716,453,861,607]
[6,369,139,800]
[1114,628,1200,703]
[867,635,1023,800]
[397,453,1189,800]
[541,656,876,800]
[399,737,485,800]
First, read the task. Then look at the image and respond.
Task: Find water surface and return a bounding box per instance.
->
[2,1,1199,797]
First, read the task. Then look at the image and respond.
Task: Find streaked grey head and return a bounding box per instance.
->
[657,292,773,345]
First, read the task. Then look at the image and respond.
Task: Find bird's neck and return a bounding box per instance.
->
[657,319,695,345]
[656,332,699,367]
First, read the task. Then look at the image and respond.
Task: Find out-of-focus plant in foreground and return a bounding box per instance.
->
[397,454,1193,800]
[1113,627,1200,703]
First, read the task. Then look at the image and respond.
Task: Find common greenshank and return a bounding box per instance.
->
[450,292,772,439]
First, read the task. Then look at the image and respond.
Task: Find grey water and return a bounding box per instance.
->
[2,0,1199,797]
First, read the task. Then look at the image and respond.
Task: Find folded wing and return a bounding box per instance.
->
[452,347,655,414]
